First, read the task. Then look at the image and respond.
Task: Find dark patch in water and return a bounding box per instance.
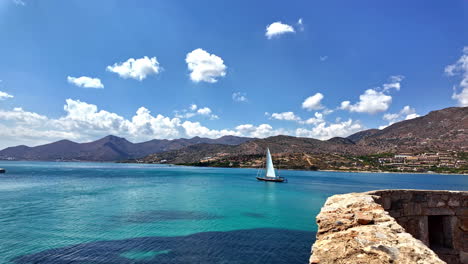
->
[122,210,222,223]
[13,228,315,264]
[242,212,266,218]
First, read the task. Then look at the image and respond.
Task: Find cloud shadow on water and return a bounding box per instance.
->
[120,210,223,223]
[242,212,266,218]
[13,228,316,264]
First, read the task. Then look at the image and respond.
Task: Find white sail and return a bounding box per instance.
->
[265,148,276,178]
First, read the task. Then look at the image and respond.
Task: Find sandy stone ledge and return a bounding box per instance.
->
[310,192,447,264]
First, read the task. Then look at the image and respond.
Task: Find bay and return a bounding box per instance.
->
[0,161,466,263]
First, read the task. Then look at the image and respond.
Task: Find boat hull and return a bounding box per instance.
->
[256,177,286,183]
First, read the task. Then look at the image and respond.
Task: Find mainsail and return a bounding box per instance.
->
[265,148,276,178]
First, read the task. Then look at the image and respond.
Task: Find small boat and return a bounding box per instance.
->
[0,168,5,173]
[256,148,287,183]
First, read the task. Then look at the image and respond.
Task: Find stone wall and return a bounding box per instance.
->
[310,190,468,264]
[369,190,468,264]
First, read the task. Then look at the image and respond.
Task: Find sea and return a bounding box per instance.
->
[0,161,466,264]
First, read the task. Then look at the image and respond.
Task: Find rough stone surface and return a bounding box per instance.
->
[310,190,468,264]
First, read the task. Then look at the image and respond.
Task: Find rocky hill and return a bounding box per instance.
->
[353,107,467,152]
[0,135,253,161]
[2,107,466,164]
[140,107,467,168]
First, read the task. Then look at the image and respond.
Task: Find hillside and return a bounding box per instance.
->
[140,107,467,171]
[354,107,467,152]
[0,135,253,161]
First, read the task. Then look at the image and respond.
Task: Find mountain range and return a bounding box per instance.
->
[0,135,252,161]
[141,107,467,164]
[1,106,466,162]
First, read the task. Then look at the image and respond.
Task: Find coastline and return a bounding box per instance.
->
[0,159,466,175]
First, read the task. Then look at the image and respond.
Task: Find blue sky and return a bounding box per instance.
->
[0,0,467,148]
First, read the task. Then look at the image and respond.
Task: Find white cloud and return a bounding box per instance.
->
[302,93,324,111]
[445,47,468,106]
[271,111,301,121]
[175,105,218,120]
[265,22,295,39]
[0,91,13,100]
[0,107,47,125]
[340,76,405,114]
[300,112,325,125]
[235,123,286,138]
[295,119,364,140]
[67,76,104,89]
[232,92,248,102]
[405,113,420,120]
[382,75,404,91]
[0,101,366,148]
[340,89,392,114]
[185,48,227,83]
[197,107,212,115]
[297,18,304,31]
[380,105,419,129]
[106,56,161,81]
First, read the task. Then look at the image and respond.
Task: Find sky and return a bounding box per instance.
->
[0,0,467,149]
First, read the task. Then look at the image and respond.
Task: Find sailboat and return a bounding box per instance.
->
[256,148,287,182]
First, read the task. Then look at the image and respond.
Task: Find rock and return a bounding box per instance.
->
[356,212,373,225]
[310,192,447,264]
[460,251,468,264]
[309,255,320,264]
[448,199,460,207]
[460,217,468,232]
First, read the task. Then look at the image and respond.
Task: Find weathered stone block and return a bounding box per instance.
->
[460,217,468,232]
[424,207,455,216]
[382,196,391,210]
[448,199,461,207]
[460,251,468,264]
[355,212,373,225]
[456,208,468,216]
[413,193,427,202]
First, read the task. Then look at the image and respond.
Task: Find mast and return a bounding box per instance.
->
[265,148,276,178]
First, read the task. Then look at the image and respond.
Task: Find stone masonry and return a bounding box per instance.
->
[310,190,468,264]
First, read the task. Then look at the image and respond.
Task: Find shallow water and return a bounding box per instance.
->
[0,161,466,263]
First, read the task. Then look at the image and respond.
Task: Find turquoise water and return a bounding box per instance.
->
[0,161,467,263]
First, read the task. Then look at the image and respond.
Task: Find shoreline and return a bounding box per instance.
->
[0,160,466,176]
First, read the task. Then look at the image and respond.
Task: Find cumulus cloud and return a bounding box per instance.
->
[340,76,405,114]
[380,105,419,129]
[340,89,392,114]
[382,75,404,91]
[0,91,14,100]
[300,112,325,125]
[445,47,468,106]
[107,56,161,81]
[0,99,291,148]
[235,124,286,138]
[232,92,248,102]
[0,107,47,125]
[302,93,324,111]
[186,48,227,83]
[0,99,367,148]
[175,105,219,120]
[67,76,104,89]
[271,111,301,121]
[265,22,295,39]
[295,119,364,140]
